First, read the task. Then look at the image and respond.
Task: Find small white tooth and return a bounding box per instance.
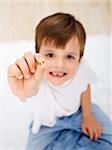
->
[51,72,64,77]
[52,72,57,76]
[58,73,63,76]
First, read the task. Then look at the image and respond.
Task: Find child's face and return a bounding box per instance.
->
[39,37,80,86]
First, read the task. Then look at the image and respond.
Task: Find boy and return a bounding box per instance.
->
[8,13,112,150]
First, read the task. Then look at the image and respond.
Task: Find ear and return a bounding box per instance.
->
[35,43,39,53]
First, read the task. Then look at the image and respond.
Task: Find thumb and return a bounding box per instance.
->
[34,53,46,81]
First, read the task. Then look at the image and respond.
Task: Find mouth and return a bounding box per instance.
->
[49,71,67,78]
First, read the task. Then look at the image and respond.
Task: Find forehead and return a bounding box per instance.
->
[40,36,80,53]
[65,36,80,51]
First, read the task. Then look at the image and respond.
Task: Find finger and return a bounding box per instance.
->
[95,126,103,140]
[34,62,46,81]
[34,53,45,65]
[88,128,94,140]
[8,64,23,79]
[94,129,99,140]
[34,53,46,81]
[23,51,36,73]
[82,126,89,136]
[15,58,30,79]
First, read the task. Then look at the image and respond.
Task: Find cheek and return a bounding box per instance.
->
[44,57,52,64]
[44,60,51,73]
[68,62,79,74]
[45,59,51,67]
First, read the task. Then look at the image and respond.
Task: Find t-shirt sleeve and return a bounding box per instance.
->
[78,57,99,92]
[85,61,98,84]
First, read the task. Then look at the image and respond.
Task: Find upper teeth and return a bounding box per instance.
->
[51,72,65,77]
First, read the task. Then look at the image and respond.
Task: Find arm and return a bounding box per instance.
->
[81,84,92,116]
[81,84,103,140]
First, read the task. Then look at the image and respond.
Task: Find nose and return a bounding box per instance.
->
[54,57,65,68]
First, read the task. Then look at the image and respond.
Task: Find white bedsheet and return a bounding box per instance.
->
[0,35,111,150]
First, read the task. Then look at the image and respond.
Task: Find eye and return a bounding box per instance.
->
[66,55,75,60]
[45,53,54,58]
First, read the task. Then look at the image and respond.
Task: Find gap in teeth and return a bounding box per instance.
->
[50,72,66,77]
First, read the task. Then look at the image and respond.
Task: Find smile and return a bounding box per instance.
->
[49,72,67,77]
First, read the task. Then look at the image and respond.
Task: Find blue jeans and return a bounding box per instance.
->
[26,104,112,150]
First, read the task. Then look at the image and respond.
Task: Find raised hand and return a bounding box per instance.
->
[7,51,45,101]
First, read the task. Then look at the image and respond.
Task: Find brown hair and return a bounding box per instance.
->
[35,12,86,58]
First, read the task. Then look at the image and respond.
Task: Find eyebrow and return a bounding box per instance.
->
[42,49,79,56]
[42,49,54,53]
[67,52,79,56]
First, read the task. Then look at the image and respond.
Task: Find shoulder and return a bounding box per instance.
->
[79,57,91,71]
[78,57,98,83]
[72,57,99,93]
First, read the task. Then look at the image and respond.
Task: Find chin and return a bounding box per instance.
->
[50,81,65,86]
[47,77,70,86]
[45,72,71,86]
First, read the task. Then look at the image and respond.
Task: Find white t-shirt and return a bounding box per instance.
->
[27,57,98,134]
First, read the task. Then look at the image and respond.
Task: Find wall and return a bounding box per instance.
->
[0,0,111,42]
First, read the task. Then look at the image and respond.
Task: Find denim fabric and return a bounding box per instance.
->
[26,104,112,150]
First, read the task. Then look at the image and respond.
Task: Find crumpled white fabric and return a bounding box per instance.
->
[26,57,98,134]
